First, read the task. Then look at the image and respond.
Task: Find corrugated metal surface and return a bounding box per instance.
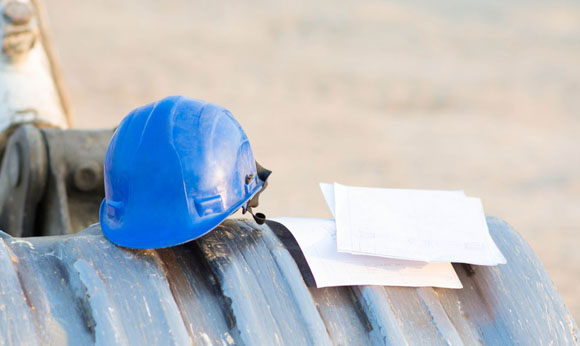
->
[0,216,577,345]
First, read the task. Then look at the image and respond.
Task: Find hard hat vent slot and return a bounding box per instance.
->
[195,195,225,217]
[105,200,124,224]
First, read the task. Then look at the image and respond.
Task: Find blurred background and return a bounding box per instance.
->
[45,0,579,319]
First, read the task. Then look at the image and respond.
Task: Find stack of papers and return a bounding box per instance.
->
[273,217,463,288]
[321,183,506,265]
[273,183,506,289]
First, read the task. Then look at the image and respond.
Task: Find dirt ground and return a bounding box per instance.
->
[46,0,580,320]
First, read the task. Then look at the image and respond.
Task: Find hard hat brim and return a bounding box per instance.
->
[99,184,264,249]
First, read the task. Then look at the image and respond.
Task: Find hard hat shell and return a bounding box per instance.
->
[100,96,265,249]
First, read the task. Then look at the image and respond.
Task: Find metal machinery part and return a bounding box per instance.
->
[0,124,113,237]
[0,217,578,345]
[0,0,71,157]
[0,0,71,133]
[0,0,94,238]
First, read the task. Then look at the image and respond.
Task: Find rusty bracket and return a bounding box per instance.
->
[0,125,113,237]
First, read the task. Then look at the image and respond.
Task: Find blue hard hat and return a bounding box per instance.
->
[99,96,271,249]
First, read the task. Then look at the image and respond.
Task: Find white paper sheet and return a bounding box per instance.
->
[273,217,463,288]
[320,183,506,265]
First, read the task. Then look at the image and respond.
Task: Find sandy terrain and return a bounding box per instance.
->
[45,0,580,319]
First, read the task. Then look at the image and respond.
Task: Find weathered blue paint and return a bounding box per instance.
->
[0,217,577,345]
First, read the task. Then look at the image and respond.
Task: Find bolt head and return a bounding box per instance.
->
[73,161,101,192]
[3,1,34,26]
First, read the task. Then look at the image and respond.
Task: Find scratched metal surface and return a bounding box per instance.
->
[0,217,577,345]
